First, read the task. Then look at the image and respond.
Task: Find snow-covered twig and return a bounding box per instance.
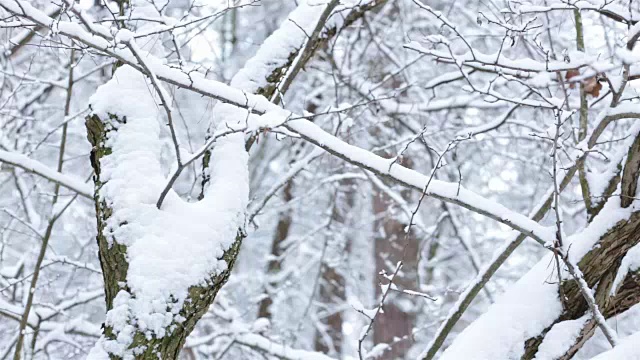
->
[286,118,556,246]
[555,249,619,347]
[247,147,324,224]
[0,0,561,246]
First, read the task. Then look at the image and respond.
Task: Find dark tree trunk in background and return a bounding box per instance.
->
[314,178,355,355]
[372,188,419,359]
[315,265,347,354]
[258,180,293,319]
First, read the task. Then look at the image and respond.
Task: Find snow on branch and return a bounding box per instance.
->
[433,186,640,359]
[88,62,249,357]
[82,0,362,357]
[233,333,337,360]
[0,0,559,249]
[285,118,556,245]
[590,331,640,360]
[2,0,563,284]
[0,149,92,198]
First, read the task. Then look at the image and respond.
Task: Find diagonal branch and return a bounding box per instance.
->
[0,150,92,198]
[285,118,556,245]
[2,0,559,258]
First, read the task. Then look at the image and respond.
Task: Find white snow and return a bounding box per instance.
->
[615,48,640,65]
[251,317,271,333]
[247,109,291,132]
[612,244,640,295]
[286,118,557,246]
[588,120,640,199]
[435,191,639,360]
[590,331,640,360]
[350,297,381,319]
[86,338,110,360]
[230,0,332,93]
[527,72,554,88]
[630,22,640,43]
[365,342,391,359]
[0,150,92,198]
[89,62,247,357]
[114,29,134,43]
[534,316,588,360]
[565,195,638,265]
[436,254,563,360]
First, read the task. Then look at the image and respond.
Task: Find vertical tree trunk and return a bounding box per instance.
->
[257,181,293,319]
[86,112,246,360]
[372,188,419,359]
[315,264,347,355]
[314,178,355,355]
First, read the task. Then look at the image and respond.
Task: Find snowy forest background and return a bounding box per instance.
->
[2,0,640,359]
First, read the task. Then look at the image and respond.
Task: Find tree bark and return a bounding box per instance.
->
[86,114,244,359]
[521,210,640,359]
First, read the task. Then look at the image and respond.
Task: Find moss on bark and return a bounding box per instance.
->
[86,113,245,359]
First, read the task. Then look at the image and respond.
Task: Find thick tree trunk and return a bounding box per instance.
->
[521,204,640,359]
[86,114,244,359]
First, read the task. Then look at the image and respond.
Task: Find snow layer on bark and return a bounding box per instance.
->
[230,0,375,93]
[91,66,246,300]
[437,253,562,360]
[89,63,248,357]
[86,338,110,360]
[590,331,640,360]
[438,196,639,360]
[611,244,640,295]
[565,194,639,265]
[534,316,588,360]
[587,142,629,200]
[230,0,328,93]
[87,1,343,356]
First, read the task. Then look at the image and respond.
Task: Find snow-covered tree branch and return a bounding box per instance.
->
[2,0,640,359]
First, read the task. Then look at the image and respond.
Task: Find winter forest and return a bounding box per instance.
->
[3,0,640,359]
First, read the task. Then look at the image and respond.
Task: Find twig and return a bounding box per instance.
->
[123,38,182,209]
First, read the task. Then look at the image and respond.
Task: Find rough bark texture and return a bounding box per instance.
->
[86,114,244,359]
[621,132,640,208]
[516,128,640,359]
[521,210,640,359]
